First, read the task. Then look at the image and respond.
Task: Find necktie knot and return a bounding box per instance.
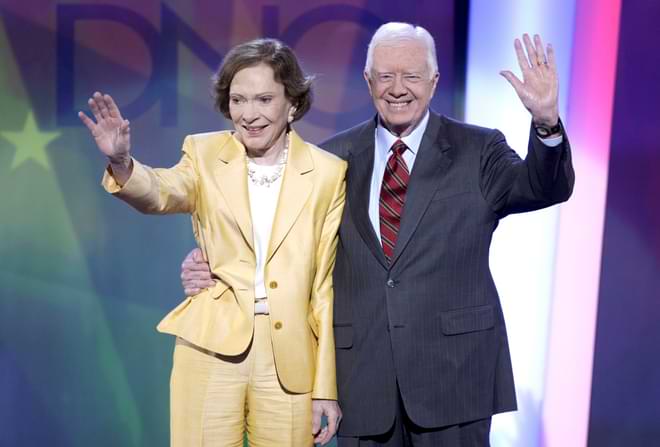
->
[391,139,407,157]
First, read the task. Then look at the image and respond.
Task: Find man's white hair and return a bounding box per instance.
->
[364,22,438,78]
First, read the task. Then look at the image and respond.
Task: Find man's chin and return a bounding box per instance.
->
[381,118,416,137]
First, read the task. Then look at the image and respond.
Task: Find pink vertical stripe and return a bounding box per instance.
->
[542,1,622,446]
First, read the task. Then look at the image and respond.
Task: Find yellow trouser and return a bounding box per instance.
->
[170,315,313,446]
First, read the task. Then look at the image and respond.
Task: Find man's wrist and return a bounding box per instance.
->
[532,107,559,127]
[533,120,562,139]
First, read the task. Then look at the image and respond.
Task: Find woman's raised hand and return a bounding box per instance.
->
[78,92,131,163]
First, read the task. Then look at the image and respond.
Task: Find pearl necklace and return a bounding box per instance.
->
[246,135,289,188]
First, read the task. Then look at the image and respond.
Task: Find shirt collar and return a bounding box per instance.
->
[376,110,430,156]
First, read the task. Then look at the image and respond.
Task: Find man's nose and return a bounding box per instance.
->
[389,75,407,96]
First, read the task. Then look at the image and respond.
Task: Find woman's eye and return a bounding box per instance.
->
[259,97,273,104]
[230,97,243,105]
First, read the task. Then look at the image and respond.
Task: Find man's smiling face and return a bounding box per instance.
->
[365,39,439,137]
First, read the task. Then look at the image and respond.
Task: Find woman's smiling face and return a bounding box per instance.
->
[229,63,294,155]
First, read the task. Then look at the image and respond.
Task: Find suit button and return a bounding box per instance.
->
[387,279,396,288]
[269,281,278,289]
[274,321,283,330]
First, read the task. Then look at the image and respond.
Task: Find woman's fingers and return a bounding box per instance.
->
[120,119,130,134]
[88,96,103,123]
[93,91,111,120]
[78,111,96,133]
[105,93,123,119]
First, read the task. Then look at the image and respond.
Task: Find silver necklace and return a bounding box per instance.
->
[246,136,289,188]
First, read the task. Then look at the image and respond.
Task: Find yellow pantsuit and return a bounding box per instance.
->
[102,130,346,445]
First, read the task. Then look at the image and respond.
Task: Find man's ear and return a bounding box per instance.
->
[431,71,440,96]
[364,71,374,97]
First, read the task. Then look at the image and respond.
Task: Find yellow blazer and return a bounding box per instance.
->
[102,130,346,399]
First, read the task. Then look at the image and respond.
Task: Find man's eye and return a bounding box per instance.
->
[405,75,421,82]
[378,74,394,82]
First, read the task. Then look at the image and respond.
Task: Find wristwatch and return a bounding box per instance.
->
[534,121,562,138]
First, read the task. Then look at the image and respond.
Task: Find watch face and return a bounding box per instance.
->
[535,126,550,137]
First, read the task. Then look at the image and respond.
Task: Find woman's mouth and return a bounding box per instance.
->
[243,124,268,136]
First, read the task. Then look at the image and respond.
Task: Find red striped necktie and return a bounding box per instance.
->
[379,139,410,262]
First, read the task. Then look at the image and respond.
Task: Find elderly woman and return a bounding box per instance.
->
[79,39,345,446]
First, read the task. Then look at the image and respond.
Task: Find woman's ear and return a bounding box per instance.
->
[288,106,296,123]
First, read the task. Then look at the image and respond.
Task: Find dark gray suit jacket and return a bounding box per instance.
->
[320,111,574,436]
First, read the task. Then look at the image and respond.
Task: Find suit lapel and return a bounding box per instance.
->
[214,135,254,252]
[266,131,313,263]
[347,119,388,269]
[390,113,452,267]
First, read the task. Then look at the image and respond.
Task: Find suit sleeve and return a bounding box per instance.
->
[480,123,574,217]
[101,135,198,214]
[310,162,347,400]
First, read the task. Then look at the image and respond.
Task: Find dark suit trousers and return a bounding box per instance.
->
[337,387,491,447]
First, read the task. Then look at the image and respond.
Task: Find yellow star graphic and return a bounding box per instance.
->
[1,111,60,171]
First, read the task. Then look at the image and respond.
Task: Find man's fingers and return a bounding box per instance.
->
[181,259,212,273]
[183,280,214,294]
[522,33,539,67]
[191,247,205,263]
[183,248,196,264]
[547,43,557,72]
[500,70,524,95]
[182,248,209,271]
[181,269,213,281]
[182,260,212,272]
[184,287,200,296]
[534,34,546,64]
[513,38,531,72]
[182,278,214,296]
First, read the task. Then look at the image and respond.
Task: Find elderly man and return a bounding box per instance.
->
[182,23,574,446]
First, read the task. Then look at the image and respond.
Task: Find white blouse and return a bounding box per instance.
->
[247,160,285,314]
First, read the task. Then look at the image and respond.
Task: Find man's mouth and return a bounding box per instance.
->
[386,100,412,110]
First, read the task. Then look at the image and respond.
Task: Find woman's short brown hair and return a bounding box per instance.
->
[212,38,313,123]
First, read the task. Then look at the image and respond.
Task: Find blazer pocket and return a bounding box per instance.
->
[333,324,353,348]
[193,280,231,301]
[441,304,494,335]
